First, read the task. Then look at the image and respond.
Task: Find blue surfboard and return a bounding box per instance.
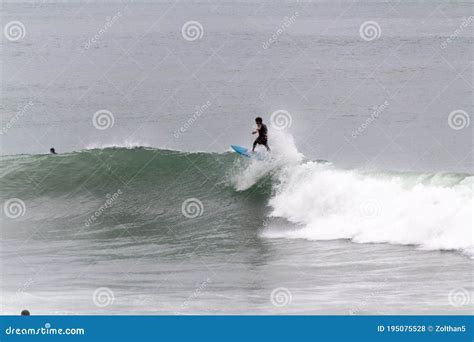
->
[231,145,269,160]
[231,145,251,158]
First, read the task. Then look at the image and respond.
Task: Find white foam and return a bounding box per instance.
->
[85,139,152,150]
[263,161,473,256]
[232,131,303,191]
[232,132,473,255]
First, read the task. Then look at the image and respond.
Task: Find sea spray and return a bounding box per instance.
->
[262,162,473,256]
[1,140,472,256]
[231,131,303,191]
[227,134,473,256]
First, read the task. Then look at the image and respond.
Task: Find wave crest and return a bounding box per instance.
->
[263,162,473,256]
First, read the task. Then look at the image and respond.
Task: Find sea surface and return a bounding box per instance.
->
[1,0,473,314]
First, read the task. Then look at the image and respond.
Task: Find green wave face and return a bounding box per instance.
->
[1,147,472,256]
[0,148,272,242]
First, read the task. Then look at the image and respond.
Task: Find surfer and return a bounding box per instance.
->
[50,147,57,154]
[252,117,270,152]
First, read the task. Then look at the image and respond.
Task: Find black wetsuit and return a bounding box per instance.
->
[253,124,270,150]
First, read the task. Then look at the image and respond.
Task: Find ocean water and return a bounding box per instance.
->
[1,0,473,314]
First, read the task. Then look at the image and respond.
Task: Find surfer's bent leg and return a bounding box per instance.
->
[252,138,258,152]
[253,137,270,152]
[261,137,270,151]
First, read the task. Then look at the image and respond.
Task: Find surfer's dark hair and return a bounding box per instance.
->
[255,117,263,123]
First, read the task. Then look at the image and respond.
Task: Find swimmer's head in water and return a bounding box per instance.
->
[50,148,56,154]
[21,309,30,316]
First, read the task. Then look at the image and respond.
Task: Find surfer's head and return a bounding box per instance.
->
[50,147,56,154]
[255,117,263,124]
